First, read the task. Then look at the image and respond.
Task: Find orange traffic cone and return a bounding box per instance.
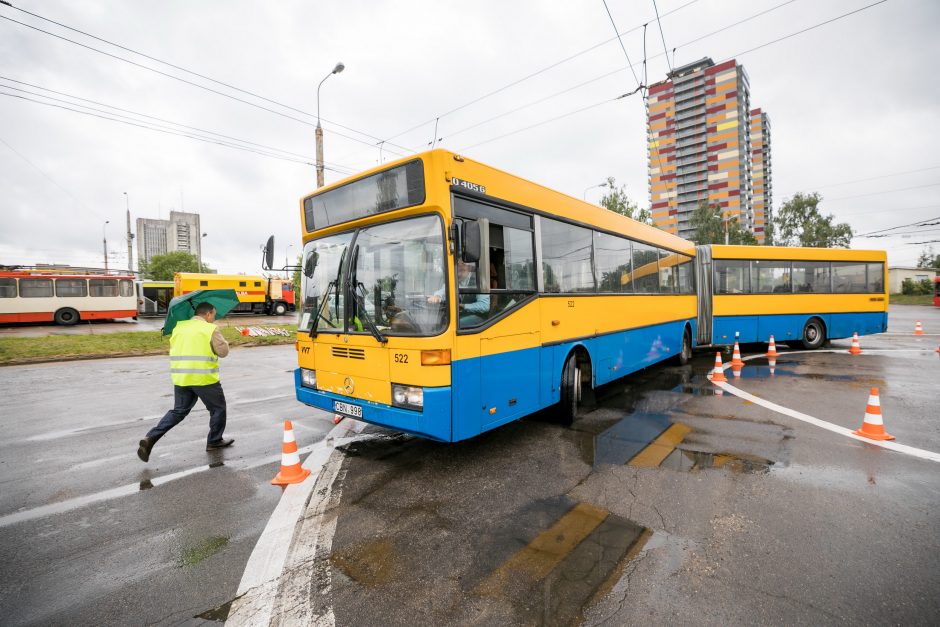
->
[271,420,311,485]
[853,388,895,441]
[708,352,728,383]
[914,321,924,335]
[731,341,744,367]
[766,335,779,358]
[848,332,863,355]
[333,414,344,425]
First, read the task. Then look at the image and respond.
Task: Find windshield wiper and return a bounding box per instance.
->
[309,280,339,337]
[353,281,387,344]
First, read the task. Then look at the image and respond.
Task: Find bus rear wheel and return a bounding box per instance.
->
[677,327,692,365]
[558,353,582,425]
[54,308,80,326]
[797,317,826,350]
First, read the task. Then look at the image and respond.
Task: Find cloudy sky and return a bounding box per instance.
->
[2,0,938,273]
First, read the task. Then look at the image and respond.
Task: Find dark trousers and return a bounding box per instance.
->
[147,382,227,445]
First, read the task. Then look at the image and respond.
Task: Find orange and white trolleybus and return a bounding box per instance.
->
[0,271,137,325]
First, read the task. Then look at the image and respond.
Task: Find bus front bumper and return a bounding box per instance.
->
[294,369,453,442]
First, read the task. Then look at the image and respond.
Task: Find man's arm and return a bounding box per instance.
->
[461,293,490,314]
[211,328,230,358]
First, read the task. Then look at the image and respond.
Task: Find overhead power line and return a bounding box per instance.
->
[0,12,411,158]
[0,76,356,172]
[650,0,674,73]
[0,90,356,171]
[779,165,940,196]
[826,183,940,202]
[855,216,940,237]
[602,0,642,88]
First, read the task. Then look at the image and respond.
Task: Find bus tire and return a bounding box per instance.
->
[54,308,80,326]
[799,317,826,350]
[273,302,287,316]
[677,326,692,365]
[558,352,581,426]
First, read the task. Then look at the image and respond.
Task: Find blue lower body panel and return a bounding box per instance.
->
[294,370,453,442]
[712,311,888,345]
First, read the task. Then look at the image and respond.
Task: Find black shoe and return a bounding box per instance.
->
[206,438,234,451]
[137,437,156,462]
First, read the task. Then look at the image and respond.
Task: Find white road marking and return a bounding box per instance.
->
[713,349,940,464]
[226,419,369,627]
[0,430,355,528]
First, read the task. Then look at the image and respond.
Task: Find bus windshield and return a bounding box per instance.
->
[299,215,447,337]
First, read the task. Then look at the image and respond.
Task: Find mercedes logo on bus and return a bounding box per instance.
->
[343,377,355,394]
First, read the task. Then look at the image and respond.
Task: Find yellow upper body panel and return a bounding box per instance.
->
[711,245,886,263]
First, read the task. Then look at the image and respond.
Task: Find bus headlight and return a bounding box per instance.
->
[300,368,317,389]
[391,384,423,411]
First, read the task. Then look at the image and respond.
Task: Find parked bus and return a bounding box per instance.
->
[136,280,174,316]
[0,271,137,325]
[174,273,295,315]
[697,245,888,348]
[279,149,697,442]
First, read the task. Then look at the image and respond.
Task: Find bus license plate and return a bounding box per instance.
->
[334,401,362,418]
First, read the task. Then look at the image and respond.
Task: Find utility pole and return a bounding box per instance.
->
[124,192,134,273]
[103,220,110,272]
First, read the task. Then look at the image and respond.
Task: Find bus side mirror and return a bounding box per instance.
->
[263,235,275,270]
[461,221,481,263]
[304,252,319,278]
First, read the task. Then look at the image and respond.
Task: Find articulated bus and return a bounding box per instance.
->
[287,149,697,442]
[696,245,888,348]
[284,150,888,442]
[136,280,175,316]
[0,271,137,325]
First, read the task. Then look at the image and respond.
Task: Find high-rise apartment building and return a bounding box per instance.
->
[136,210,202,268]
[749,108,772,243]
[647,57,771,242]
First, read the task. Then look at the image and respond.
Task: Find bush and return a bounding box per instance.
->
[901,277,932,295]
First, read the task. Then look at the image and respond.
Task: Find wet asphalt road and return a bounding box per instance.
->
[0,344,331,626]
[0,305,938,625]
[319,305,940,625]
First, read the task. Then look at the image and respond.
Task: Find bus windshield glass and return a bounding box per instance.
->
[298,215,447,336]
[302,160,425,231]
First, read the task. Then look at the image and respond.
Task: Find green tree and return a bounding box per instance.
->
[916,246,940,269]
[140,251,213,280]
[600,177,652,225]
[774,192,852,248]
[689,201,757,245]
[292,254,302,294]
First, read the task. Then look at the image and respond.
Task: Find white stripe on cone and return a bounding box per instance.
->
[868,395,880,407]
[283,429,296,444]
[281,450,301,466]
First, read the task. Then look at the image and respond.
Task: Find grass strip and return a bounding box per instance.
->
[889,293,934,306]
[0,324,295,365]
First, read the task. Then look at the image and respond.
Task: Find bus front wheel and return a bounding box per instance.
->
[559,353,582,425]
[796,317,826,350]
[54,308,80,326]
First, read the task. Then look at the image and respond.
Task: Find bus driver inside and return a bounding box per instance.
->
[427,259,490,327]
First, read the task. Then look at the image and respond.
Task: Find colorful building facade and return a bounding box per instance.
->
[647,57,771,242]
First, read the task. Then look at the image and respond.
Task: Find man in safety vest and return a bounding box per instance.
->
[137,302,233,462]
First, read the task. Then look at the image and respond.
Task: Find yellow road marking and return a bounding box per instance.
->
[478,503,609,594]
[628,423,692,468]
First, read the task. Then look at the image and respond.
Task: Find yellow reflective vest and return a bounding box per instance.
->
[169,318,220,386]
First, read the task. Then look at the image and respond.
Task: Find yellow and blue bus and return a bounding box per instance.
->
[697,245,887,348]
[281,149,697,442]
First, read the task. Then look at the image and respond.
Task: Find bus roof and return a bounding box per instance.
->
[0,271,135,279]
[301,149,697,256]
[711,245,886,262]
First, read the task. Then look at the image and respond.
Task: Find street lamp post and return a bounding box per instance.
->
[583,182,609,202]
[316,62,345,189]
[285,243,294,279]
[102,220,110,271]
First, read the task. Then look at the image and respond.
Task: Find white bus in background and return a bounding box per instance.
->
[0,271,138,325]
